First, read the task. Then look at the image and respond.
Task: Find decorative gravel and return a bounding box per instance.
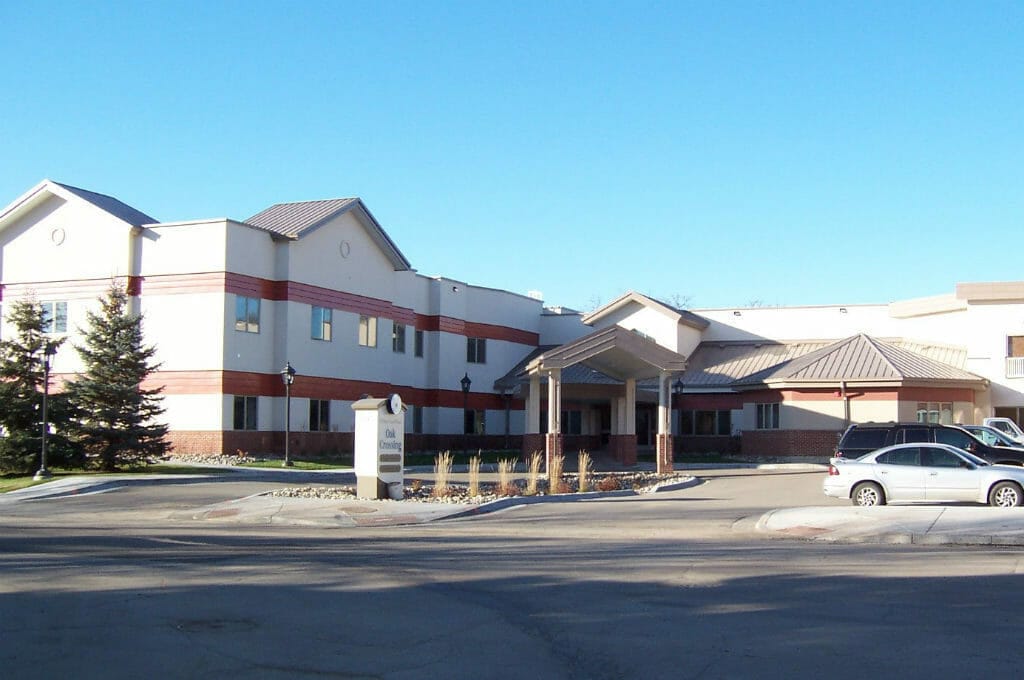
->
[267,471,691,505]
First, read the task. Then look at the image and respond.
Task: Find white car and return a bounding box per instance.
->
[823,443,1024,507]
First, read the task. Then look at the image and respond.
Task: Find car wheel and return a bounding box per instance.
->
[989,481,1023,508]
[852,482,886,507]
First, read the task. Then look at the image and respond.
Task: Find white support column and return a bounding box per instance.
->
[545,369,563,472]
[546,369,561,436]
[657,372,670,436]
[527,374,541,434]
[625,378,636,435]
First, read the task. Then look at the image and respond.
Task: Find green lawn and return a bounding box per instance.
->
[0,463,233,494]
[235,459,353,471]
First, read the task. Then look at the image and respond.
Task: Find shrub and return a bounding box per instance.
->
[524,451,543,495]
[578,450,593,493]
[432,451,453,498]
[467,454,481,497]
[548,453,565,494]
[596,475,621,492]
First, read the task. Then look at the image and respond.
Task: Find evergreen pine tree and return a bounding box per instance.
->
[67,284,169,470]
[0,299,78,473]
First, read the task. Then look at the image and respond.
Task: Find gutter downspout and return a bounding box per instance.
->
[841,380,850,428]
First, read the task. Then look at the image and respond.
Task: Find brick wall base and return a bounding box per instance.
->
[656,434,673,473]
[741,429,842,458]
[609,435,637,465]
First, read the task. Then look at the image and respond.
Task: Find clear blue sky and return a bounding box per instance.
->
[2,2,1021,311]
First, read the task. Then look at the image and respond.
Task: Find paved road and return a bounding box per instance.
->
[2,469,1022,679]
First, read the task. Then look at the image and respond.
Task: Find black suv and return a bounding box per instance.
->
[836,422,1024,466]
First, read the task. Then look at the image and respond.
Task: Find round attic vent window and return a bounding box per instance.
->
[339,240,351,258]
[51,227,66,245]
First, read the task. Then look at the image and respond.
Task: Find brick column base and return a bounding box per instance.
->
[522,433,546,459]
[545,433,564,473]
[609,435,637,466]
[656,434,674,473]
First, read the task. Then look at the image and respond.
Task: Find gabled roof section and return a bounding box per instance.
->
[0,179,157,231]
[581,291,709,330]
[53,182,157,226]
[245,197,411,270]
[734,334,985,387]
[524,325,688,382]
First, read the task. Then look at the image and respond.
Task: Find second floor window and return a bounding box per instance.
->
[414,329,424,357]
[235,296,260,333]
[392,323,406,353]
[467,337,486,363]
[312,306,332,341]
[41,301,68,334]
[359,315,377,347]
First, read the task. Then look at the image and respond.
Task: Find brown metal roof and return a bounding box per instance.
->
[244,197,411,270]
[245,198,360,237]
[734,334,984,386]
[525,326,688,382]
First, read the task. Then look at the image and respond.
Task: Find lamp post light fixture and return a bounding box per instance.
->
[672,377,685,449]
[34,342,58,481]
[280,361,296,467]
[460,372,472,456]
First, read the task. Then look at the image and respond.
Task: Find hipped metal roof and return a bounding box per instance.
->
[732,334,985,388]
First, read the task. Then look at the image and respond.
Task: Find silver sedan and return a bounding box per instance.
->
[824,442,1024,507]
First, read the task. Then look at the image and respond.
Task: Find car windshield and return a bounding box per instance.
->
[977,427,1017,446]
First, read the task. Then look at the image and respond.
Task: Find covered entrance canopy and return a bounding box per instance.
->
[515,325,688,473]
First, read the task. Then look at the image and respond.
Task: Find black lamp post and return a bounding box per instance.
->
[672,377,685,444]
[460,372,471,455]
[34,342,58,481]
[280,361,296,467]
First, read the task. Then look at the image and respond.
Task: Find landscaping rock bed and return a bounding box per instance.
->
[268,471,691,505]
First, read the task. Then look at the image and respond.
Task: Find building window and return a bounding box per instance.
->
[235,296,260,333]
[464,409,485,435]
[311,306,332,341]
[916,402,953,425]
[679,409,731,436]
[412,405,424,434]
[233,396,258,430]
[41,301,68,334]
[358,315,377,347]
[561,410,583,435]
[756,403,780,429]
[467,337,486,364]
[309,399,330,432]
[392,323,406,353]
[414,329,424,357]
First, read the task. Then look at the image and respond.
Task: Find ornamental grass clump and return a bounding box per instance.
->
[524,451,543,495]
[432,451,453,498]
[577,450,593,493]
[548,453,566,494]
[467,454,481,497]
[496,457,519,496]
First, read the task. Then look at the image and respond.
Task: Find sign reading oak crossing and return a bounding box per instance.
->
[352,394,406,500]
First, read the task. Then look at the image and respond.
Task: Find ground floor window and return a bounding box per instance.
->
[412,405,423,434]
[916,402,952,425]
[233,396,258,430]
[309,399,330,431]
[680,409,731,436]
[756,403,780,429]
[464,409,485,435]
[561,410,583,435]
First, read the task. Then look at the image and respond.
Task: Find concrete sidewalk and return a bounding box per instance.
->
[756,505,1024,546]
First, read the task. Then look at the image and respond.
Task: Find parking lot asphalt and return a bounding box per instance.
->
[5,464,1024,545]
